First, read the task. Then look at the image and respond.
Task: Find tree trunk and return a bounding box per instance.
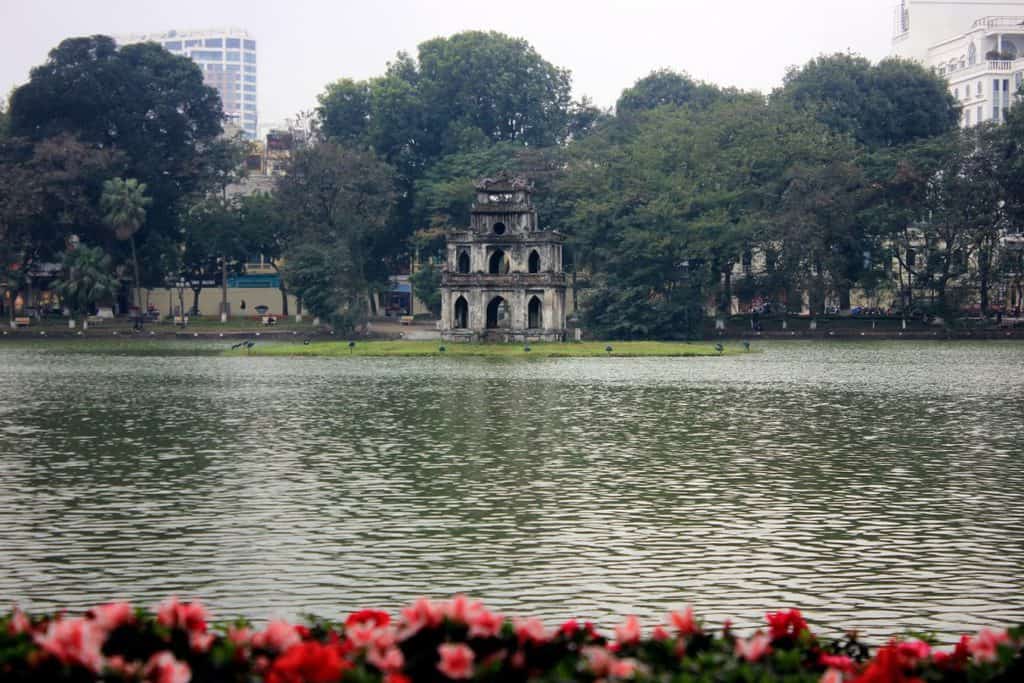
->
[839,286,851,312]
[191,287,201,315]
[221,258,228,320]
[130,236,142,311]
[280,285,289,316]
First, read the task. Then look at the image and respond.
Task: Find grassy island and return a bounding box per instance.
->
[237,340,743,357]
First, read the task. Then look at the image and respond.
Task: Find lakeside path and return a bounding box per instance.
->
[238,340,741,357]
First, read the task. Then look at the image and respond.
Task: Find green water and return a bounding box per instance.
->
[1,340,1022,641]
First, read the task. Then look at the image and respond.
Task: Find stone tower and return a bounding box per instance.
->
[440,173,567,342]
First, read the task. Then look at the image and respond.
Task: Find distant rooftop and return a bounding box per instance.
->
[114,27,253,44]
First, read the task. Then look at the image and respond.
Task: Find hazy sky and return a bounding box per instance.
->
[2,0,896,127]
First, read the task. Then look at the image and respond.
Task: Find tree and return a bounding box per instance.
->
[409,262,441,317]
[52,244,118,327]
[179,197,249,315]
[237,193,291,315]
[8,35,229,284]
[276,142,395,330]
[779,53,960,148]
[616,69,747,115]
[101,178,151,311]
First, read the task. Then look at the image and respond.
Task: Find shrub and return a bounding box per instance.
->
[1,597,1021,681]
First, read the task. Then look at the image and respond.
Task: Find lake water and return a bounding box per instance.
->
[1,340,1022,642]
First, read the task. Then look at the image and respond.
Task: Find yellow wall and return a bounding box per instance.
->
[134,287,300,318]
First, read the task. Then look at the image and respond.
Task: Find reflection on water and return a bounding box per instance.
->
[0,340,1022,642]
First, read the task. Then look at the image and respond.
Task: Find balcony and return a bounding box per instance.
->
[442,272,567,288]
[972,16,1024,32]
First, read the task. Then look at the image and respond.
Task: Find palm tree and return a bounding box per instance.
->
[52,245,119,329]
[101,177,151,311]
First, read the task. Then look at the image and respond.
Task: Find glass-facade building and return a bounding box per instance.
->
[114,28,258,139]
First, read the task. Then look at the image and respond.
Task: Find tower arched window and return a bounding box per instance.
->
[528,296,543,329]
[528,250,541,273]
[489,249,510,274]
[457,250,470,273]
[486,296,510,329]
[454,296,469,328]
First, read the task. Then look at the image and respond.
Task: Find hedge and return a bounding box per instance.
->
[2,596,1021,681]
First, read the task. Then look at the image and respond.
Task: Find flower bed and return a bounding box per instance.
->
[2,597,1021,682]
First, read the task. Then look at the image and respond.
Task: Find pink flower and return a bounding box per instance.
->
[467,607,503,639]
[253,620,302,653]
[345,621,380,648]
[615,615,641,644]
[651,625,670,641]
[144,651,191,683]
[189,630,214,652]
[582,646,613,676]
[734,633,772,662]
[610,657,637,678]
[444,595,481,623]
[399,598,443,638]
[668,606,700,636]
[91,601,135,632]
[765,609,809,640]
[155,598,208,633]
[34,617,105,673]
[819,653,855,673]
[8,606,31,635]
[105,655,141,677]
[368,645,405,672]
[514,617,547,644]
[227,625,253,647]
[437,643,474,679]
[820,669,844,683]
[967,628,1009,663]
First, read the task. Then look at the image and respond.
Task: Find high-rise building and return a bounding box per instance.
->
[115,28,258,138]
[891,1,1024,126]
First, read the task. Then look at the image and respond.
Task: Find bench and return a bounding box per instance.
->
[14,317,30,328]
[400,315,414,326]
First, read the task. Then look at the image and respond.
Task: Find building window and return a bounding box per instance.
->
[244,64,256,73]
[244,51,256,63]
[185,39,201,47]
[225,38,241,48]
[966,109,972,126]
[207,63,223,72]
[163,40,182,50]
[994,104,1001,121]
[192,50,223,61]
[226,64,241,72]
[977,105,983,122]
[244,94,256,103]
[968,42,977,65]
[226,51,240,62]
[977,81,983,97]
[954,87,959,99]
[244,85,256,93]
[204,38,223,47]
[244,75,256,84]
[244,39,256,50]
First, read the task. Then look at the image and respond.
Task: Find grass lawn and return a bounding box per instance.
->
[239,340,744,358]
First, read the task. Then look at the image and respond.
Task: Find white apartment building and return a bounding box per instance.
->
[115,28,258,138]
[892,1,1024,126]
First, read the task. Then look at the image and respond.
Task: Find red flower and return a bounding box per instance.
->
[437,643,474,679]
[345,609,390,629]
[651,626,670,641]
[266,641,350,683]
[896,639,931,662]
[765,609,809,641]
[34,617,105,673]
[144,651,191,683]
[854,644,917,683]
[399,598,443,638]
[8,607,32,635]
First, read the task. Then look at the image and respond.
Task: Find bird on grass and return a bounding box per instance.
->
[231,339,256,352]
[715,343,724,355]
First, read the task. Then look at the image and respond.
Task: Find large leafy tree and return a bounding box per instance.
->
[276,142,395,330]
[779,53,960,148]
[616,69,751,115]
[52,244,119,327]
[179,196,250,315]
[100,178,151,311]
[8,35,229,281]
